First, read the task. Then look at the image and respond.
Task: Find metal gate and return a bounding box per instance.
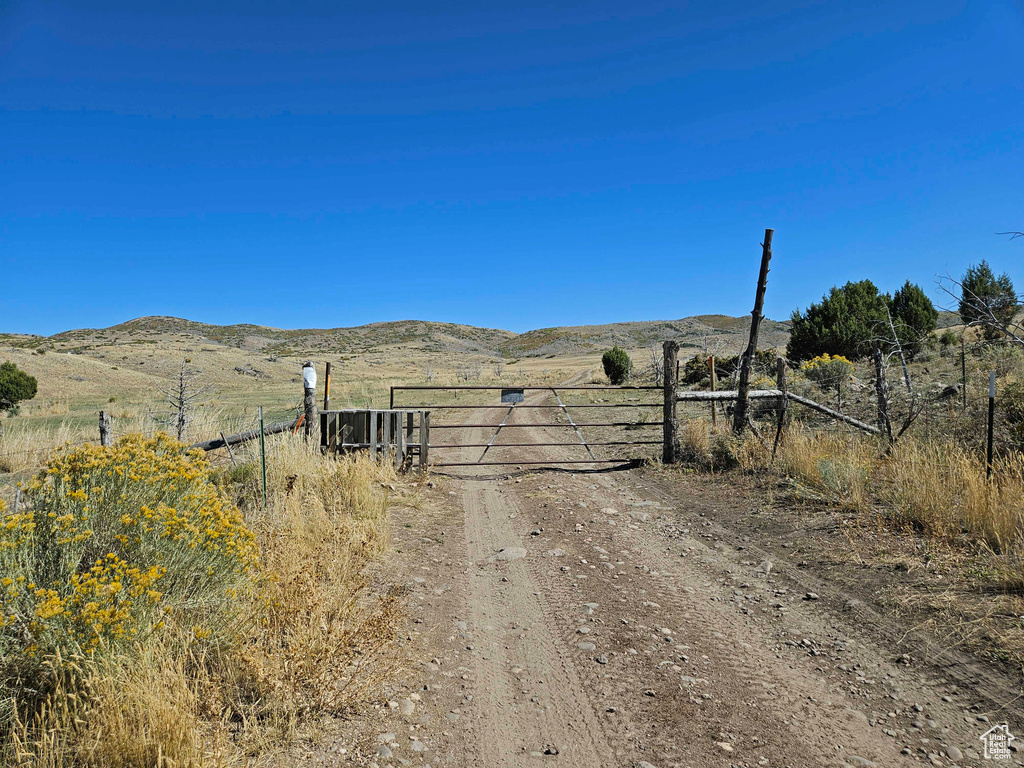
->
[389,385,663,468]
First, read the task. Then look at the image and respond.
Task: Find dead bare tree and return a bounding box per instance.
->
[493,361,505,378]
[936,273,1024,349]
[865,308,931,445]
[646,344,664,386]
[423,366,435,383]
[884,306,914,394]
[871,344,926,447]
[699,333,727,359]
[159,358,208,441]
[455,364,483,382]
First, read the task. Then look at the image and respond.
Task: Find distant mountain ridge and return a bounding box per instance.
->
[42,313,791,358]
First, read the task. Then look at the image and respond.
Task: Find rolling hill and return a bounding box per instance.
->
[34,313,788,359]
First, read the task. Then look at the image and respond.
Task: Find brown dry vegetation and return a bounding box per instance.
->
[4,435,403,767]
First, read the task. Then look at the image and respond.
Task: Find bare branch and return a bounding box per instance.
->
[935,272,1024,348]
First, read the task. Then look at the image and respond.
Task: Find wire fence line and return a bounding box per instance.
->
[0,402,305,477]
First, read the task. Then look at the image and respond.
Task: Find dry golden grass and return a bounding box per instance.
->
[10,644,230,768]
[0,408,248,476]
[225,438,402,736]
[772,426,1024,556]
[4,434,403,767]
[883,440,1024,554]
[0,420,85,475]
[675,417,764,473]
[775,426,875,512]
[675,417,1024,557]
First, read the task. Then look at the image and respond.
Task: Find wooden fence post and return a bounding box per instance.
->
[420,411,430,471]
[323,362,332,410]
[395,414,405,471]
[734,228,774,433]
[663,340,679,464]
[98,411,111,447]
[302,362,317,443]
[369,411,379,461]
[709,356,718,428]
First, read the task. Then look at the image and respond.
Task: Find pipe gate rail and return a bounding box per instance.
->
[391,385,662,468]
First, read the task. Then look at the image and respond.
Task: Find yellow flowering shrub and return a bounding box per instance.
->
[800,353,854,393]
[0,434,258,728]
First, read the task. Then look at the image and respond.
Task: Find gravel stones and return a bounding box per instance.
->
[489,547,527,562]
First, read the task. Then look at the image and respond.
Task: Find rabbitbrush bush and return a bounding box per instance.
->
[2,433,401,766]
[800,353,854,396]
[0,434,258,749]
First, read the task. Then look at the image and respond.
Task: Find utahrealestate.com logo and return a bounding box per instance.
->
[979,723,1016,760]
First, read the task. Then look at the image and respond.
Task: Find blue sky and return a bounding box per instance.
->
[2,1,1022,336]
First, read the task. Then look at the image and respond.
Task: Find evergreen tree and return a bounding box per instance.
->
[889,281,938,359]
[0,361,38,415]
[958,260,1018,341]
[601,346,632,384]
[786,280,889,362]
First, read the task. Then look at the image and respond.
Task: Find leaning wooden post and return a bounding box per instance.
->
[98,411,112,447]
[663,340,679,464]
[771,357,788,458]
[302,362,317,443]
[733,228,774,433]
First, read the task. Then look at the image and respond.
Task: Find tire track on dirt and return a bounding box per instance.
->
[453,395,615,766]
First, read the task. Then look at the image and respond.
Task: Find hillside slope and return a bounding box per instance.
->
[40,313,789,359]
[49,317,517,357]
[500,314,790,357]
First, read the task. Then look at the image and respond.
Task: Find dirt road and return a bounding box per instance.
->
[353,393,1022,768]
